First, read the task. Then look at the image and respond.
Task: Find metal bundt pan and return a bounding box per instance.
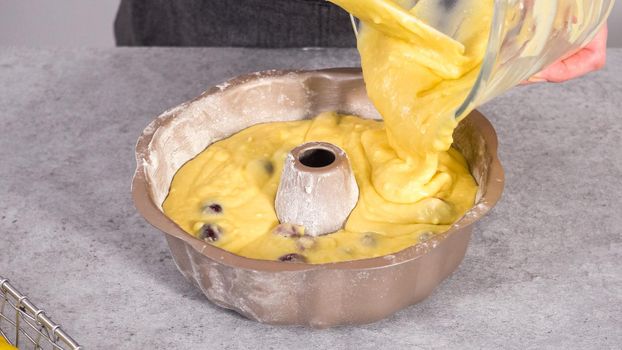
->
[132,68,504,328]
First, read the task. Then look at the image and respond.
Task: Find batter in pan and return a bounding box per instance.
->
[163,0,493,263]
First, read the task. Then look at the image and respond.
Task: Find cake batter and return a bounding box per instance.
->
[0,337,16,350]
[163,0,493,263]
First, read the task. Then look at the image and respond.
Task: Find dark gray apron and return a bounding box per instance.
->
[114,0,356,47]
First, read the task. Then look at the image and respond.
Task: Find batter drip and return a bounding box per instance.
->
[163,0,493,263]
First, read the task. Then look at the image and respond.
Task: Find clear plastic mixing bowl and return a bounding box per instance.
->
[352,0,615,117]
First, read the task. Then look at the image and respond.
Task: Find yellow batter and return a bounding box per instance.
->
[163,0,493,264]
[0,336,16,350]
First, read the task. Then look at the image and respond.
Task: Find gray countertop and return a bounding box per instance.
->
[1,47,621,350]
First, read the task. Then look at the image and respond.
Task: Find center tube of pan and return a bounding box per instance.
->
[275,142,360,237]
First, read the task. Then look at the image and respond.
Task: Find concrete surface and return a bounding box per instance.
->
[0,47,621,349]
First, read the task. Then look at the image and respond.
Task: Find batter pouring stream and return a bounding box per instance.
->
[163,0,493,263]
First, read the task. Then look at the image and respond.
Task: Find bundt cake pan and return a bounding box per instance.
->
[132,68,504,327]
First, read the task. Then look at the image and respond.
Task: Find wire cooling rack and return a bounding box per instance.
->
[0,277,81,350]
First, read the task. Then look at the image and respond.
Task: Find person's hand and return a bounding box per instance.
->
[525,25,608,84]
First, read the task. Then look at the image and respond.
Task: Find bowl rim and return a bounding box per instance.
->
[132,68,505,272]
